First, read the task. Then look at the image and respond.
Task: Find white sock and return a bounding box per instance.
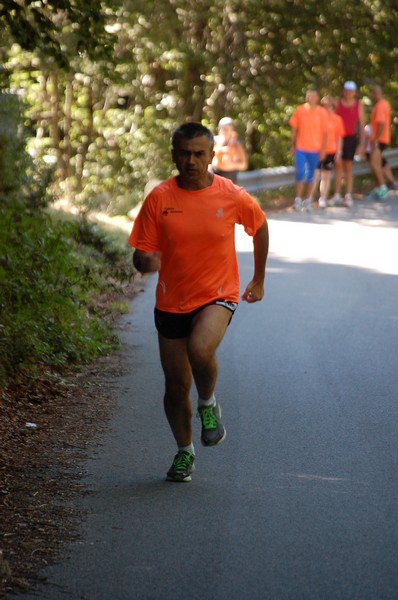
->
[179,443,195,455]
[198,394,216,408]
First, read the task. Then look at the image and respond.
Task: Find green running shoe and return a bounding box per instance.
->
[376,185,389,200]
[197,403,226,446]
[166,450,195,482]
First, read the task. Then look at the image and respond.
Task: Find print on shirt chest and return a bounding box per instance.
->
[158,202,233,243]
[161,207,183,216]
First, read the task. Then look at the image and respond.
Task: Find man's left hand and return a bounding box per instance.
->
[241,280,264,303]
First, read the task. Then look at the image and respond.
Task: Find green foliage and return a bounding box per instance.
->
[3,0,398,213]
[0,202,129,386]
[0,0,117,68]
[0,202,134,386]
[0,91,133,388]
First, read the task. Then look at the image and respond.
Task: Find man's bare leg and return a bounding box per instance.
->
[305,181,316,200]
[188,305,231,446]
[343,160,354,195]
[295,181,304,200]
[188,305,232,400]
[311,168,321,199]
[158,335,193,448]
[370,147,385,186]
[333,159,342,196]
[158,305,231,451]
[383,163,395,185]
[320,170,332,199]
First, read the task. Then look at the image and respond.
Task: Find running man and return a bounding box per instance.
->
[129,122,269,482]
[289,88,328,211]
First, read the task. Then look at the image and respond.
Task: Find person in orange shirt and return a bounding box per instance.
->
[129,122,269,482]
[312,96,345,208]
[289,88,328,211]
[363,124,398,191]
[367,85,392,200]
[212,117,248,183]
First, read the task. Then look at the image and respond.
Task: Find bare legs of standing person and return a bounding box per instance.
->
[331,159,354,206]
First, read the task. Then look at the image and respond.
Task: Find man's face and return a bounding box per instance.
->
[172,135,214,187]
[343,89,356,101]
[370,86,381,103]
[219,124,235,142]
[306,90,319,106]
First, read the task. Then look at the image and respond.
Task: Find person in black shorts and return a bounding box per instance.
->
[311,96,345,208]
[363,124,398,191]
[332,81,366,206]
[154,300,238,340]
[129,122,269,482]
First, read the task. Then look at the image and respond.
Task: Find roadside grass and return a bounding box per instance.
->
[0,204,135,389]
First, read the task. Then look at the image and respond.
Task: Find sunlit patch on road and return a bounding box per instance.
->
[235,204,398,276]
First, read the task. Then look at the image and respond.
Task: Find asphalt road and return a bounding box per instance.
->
[25,198,398,600]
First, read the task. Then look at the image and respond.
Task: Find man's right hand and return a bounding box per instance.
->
[133,250,161,273]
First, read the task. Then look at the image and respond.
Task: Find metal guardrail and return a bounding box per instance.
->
[237,148,398,193]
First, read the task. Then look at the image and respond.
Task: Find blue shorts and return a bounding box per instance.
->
[294,149,319,183]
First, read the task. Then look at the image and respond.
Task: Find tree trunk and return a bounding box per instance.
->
[48,71,67,181]
[63,72,74,180]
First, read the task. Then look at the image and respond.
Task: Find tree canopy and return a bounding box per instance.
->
[2,0,398,213]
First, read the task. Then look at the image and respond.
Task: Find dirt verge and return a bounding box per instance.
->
[0,280,146,599]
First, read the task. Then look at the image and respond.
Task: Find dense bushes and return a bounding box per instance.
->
[0,93,133,387]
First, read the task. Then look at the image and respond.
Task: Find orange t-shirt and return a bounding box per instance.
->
[129,175,265,313]
[289,104,328,152]
[213,135,241,170]
[325,112,345,154]
[370,98,391,145]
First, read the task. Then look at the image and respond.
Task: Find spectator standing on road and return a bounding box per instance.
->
[366,85,395,200]
[289,88,328,211]
[332,81,366,207]
[212,117,248,183]
[129,122,269,483]
[312,96,345,208]
[364,123,398,191]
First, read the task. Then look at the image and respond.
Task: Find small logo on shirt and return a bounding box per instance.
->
[162,207,183,216]
[216,208,224,218]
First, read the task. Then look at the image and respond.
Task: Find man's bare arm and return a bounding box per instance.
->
[241,219,269,303]
[133,249,160,273]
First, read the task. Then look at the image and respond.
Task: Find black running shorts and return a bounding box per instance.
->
[154,300,238,339]
[366,142,388,166]
[317,153,335,171]
[342,135,358,161]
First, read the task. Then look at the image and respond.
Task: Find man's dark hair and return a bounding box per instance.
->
[172,122,214,149]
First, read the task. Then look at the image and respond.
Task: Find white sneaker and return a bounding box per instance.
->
[293,197,302,211]
[329,193,341,206]
[344,193,354,207]
[302,198,312,212]
[318,197,327,209]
